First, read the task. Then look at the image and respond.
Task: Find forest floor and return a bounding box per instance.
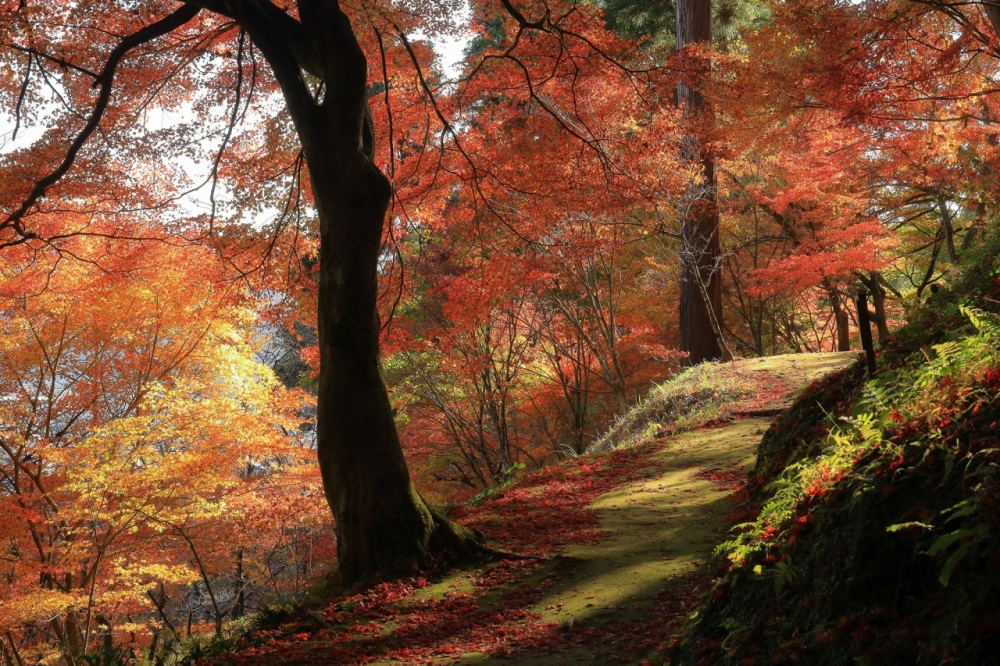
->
[214,352,858,665]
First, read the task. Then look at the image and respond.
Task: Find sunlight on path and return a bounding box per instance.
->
[545,418,769,622]
[456,352,858,664]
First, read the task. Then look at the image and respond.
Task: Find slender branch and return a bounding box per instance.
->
[183,1,320,148]
[2,4,201,242]
[206,28,249,230]
[11,53,32,142]
[5,43,100,80]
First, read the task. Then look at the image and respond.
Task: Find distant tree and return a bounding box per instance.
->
[676,0,730,362]
[601,0,768,51]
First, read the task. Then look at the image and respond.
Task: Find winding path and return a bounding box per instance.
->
[459,352,858,664]
[221,353,859,665]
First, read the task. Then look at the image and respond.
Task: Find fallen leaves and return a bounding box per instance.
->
[458,443,662,556]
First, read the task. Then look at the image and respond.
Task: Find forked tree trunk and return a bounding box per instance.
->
[858,271,891,341]
[193,0,481,586]
[677,0,727,364]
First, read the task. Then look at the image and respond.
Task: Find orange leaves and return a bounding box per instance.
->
[0,236,324,650]
[718,95,893,300]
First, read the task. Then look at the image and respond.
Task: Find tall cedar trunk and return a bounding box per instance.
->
[196,0,480,585]
[677,0,727,364]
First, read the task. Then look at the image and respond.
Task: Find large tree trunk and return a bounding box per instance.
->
[677,0,727,364]
[312,126,434,582]
[195,0,481,586]
[982,2,1000,41]
[307,57,478,589]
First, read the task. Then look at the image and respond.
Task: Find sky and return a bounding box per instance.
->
[0,3,474,232]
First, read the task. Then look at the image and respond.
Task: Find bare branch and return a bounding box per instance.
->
[11,53,31,142]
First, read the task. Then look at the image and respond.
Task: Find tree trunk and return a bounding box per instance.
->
[858,271,891,341]
[190,0,482,586]
[937,193,960,263]
[232,549,245,619]
[677,0,727,364]
[982,2,1000,41]
[312,145,428,581]
[826,285,851,351]
[309,85,479,589]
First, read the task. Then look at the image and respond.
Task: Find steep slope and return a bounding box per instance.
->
[673,240,1000,665]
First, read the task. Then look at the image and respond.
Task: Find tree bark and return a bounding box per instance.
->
[302,19,480,587]
[855,289,877,378]
[982,2,1000,41]
[188,0,481,586]
[858,271,891,341]
[937,193,960,263]
[825,283,851,351]
[677,0,727,364]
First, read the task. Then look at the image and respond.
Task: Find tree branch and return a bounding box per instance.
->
[1,4,201,243]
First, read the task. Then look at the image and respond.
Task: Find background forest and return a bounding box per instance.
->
[1,0,999,662]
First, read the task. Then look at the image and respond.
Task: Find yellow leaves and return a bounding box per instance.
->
[109,562,199,590]
[0,236,324,644]
[0,589,85,630]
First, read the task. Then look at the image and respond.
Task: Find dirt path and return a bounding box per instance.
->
[223,353,858,665]
[455,352,858,664]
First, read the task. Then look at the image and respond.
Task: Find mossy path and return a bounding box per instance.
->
[218,353,858,665]
[451,352,859,664]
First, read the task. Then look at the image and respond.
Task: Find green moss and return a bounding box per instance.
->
[751,360,866,497]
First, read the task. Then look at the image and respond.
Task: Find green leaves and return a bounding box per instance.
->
[928,525,990,587]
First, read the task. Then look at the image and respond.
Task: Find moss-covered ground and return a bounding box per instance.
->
[198,233,1000,665]
[208,352,856,665]
[672,239,1000,666]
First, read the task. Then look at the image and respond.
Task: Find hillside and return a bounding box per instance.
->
[202,353,857,665]
[178,230,1000,666]
[673,240,1000,665]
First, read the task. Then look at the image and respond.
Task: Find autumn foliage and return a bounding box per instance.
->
[0,238,326,659]
[1,0,1000,660]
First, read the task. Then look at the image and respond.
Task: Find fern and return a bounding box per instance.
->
[961,305,1000,341]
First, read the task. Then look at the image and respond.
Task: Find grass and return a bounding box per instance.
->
[592,352,856,453]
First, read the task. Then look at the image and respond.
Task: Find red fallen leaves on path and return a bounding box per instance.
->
[212,444,679,664]
[695,465,758,525]
[213,561,556,665]
[695,468,748,494]
[456,441,663,555]
[234,402,809,666]
[215,564,705,665]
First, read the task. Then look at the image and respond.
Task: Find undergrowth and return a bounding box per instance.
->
[592,361,791,453]
[672,236,1000,665]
